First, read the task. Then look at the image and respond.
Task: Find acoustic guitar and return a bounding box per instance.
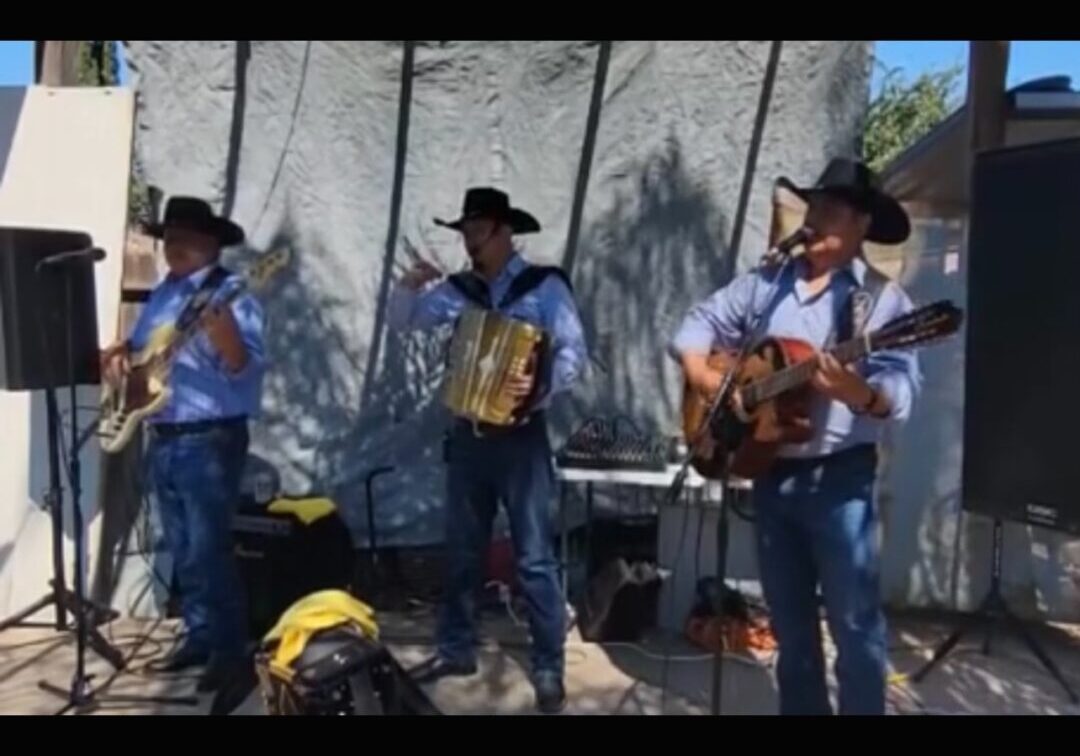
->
[98,248,290,454]
[681,300,963,480]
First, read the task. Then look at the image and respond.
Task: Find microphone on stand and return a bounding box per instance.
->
[37,247,106,268]
[760,226,813,267]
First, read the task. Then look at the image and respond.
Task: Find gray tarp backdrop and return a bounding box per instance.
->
[125,40,870,548]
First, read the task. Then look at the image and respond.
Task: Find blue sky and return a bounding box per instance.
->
[2,40,1079,96]
[0,40,129,85]
[872,40,1080,100]
[0,41,32,85]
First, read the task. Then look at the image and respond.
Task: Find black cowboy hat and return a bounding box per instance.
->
[434,187,541,235]
[145,196,246,247]
[778,158,910,245]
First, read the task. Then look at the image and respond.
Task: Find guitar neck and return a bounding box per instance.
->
[744,336,869,407]
[154,282,246,366]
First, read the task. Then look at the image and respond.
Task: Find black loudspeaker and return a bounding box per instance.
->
[0,227,101,390]
[963,137,1080,535]
[232,505,355,640]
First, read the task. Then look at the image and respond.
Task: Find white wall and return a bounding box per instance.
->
[0,86,133,619]
[878,213,1080,622]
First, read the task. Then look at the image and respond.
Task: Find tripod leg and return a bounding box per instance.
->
[983,621,994,656]
[95,692,202,708]
[85,624,126,670]
[0,594,58,633]
[42,681,201,713]
[56,587,119,629]
[911,624,970,683]
[1008,617,1079,704]
[39,680,77,700]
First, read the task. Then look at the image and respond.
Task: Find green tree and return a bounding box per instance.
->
[76,41,119,86]
[863,64,963,173]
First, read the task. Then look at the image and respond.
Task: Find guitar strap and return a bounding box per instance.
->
[175,265,232,331]
[446,265,572,310]
[835,261,889,345]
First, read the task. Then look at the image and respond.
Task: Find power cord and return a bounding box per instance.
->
[658,477,696,715]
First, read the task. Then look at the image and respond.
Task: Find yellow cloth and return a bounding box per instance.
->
[264,590,379,680]
[267,496,337,525]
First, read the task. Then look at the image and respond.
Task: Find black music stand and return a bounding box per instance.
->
[911,517,1078,704]
[28,248,196,713]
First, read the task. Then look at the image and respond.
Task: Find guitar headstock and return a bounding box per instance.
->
[871,300,964,351]
[245,247,291,291]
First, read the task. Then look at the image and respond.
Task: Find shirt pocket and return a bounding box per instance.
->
[504,293,545,329]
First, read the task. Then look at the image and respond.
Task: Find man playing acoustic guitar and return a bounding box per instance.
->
[671,159,921,715]
[101,197,265,707]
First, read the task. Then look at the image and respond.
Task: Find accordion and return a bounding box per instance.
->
[443,307,549,426]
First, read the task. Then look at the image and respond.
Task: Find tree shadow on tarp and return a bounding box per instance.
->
[559,133,731,441]
[254,218,448,549]
[552,134,732,526]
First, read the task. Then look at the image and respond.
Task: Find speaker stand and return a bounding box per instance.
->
[358,466,402,607]
[0,389,125,671]
[0,581,125,665]
[912,518,1078,704]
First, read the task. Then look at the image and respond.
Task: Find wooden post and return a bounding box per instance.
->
[36,41,81,86]
[955,41,1010,612]
[966,41,1011,157]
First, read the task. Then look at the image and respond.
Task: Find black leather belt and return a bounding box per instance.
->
[454,410,546,438]
[149,416,247,438]
[773,443,876,468]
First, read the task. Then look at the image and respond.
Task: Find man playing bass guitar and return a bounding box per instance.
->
[101,197,265,707]
[670,159,921,715]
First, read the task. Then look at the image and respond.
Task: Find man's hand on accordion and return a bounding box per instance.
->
[506,353,538,407]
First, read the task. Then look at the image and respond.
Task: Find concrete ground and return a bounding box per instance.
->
[2,608,1079,715]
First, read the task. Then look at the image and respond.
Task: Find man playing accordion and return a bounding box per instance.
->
[387,187,586,714]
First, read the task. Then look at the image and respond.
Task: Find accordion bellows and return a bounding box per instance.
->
[443,307,545,426]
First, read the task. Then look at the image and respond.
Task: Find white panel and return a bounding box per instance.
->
[0,85,134,618]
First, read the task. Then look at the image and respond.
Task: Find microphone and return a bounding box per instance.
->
[760,226,813,268]
[38,247,106,267]
[770,226,813,257]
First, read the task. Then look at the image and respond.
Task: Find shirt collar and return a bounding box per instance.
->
[846,254,868,287]
[792,252,865,286]
[486,251,526,287]
[791,253,865,304]
[167,263,218,290]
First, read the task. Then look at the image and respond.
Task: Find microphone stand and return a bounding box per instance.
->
[665,249,798,716]
[31,255,199,714]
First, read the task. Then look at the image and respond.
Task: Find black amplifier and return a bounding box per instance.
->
[232,504,355,640]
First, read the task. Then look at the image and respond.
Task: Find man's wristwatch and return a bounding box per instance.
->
[854,386,889,418]
[856,387,876,414]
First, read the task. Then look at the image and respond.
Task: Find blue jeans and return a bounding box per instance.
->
[148,422,249,663]
[753,444,886,715]
[438,417,565,678]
